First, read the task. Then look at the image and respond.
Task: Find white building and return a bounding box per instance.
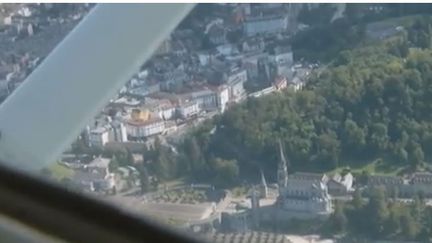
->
[244,14,288,37]
[407,173,432,197]
[271,46,294,78]
[125,109,165,139]
[272,46,294,67]
[288,77,305,92]
[158,103,176,120]
[243,53,268,80]
[190,89,218,111]
[89,126,111,148]
[88,120,128,148]
[111,121,128,143]
[276,141,332,215]
[177,101,200,119]
[126,118,165,138]
[216,44,239,56]
[327,173,354,196]
[227,69,248,103]
[187,85,230,113]
[216,85,229,113]
[198,52,212,66]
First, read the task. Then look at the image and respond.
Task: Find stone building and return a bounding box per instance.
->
[368,173,432,198]
[275,140,332,215]
[327,172,354,196]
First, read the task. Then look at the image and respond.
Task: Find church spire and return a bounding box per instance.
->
[259,169,268,198]
[277,139,288,193]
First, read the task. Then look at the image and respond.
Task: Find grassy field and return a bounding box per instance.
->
[328,157,407,177]
[47,162,75,180]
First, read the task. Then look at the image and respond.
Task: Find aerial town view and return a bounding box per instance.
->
[2,3,432,243]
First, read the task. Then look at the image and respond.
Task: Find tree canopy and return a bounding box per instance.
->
[181,17,432,183]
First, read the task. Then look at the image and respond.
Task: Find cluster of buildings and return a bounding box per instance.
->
[0,3,316,152]
[79,4,318,149]
[220,144,432,233]
[0,3,91,101]
[61,156,141,194]
[367,173,432,198]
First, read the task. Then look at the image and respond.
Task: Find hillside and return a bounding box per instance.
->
[179,16,432,183]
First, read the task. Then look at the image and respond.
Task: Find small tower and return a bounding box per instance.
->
[277,139,288,195]
[259,169,268,198]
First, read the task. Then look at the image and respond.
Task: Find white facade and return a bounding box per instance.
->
[126,118,165,138]
[277,142,332,215]
[158,105,176,120]
[191,89,218,111]
[244,15,288,37]
[216,44,239,56]
[89,126,110,148]
[279,174,332,214]
[271,48,294,78]
[227,69,247,103]
[273,51,293,67]
[177,101,200,119]
[88,120,128,147]
[216,85,229,113]
[198,53,211,66]
[288,77,305,92]
[111,121,128,143]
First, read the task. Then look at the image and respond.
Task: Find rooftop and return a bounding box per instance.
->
[86,157,110,169]
[126,116,163,127]
[368,175,404,185]
[245,13,286,22]
[211,232,290,243]
[290,172,328,182]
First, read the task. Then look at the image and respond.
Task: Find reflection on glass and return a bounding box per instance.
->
[3,3,432,242]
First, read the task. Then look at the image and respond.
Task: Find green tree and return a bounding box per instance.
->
[400,210,420,239]
[330,202,348,233]
[210,158,239,187]
[351,188,364,210]
[399,38,409,58]
[342,119,366,154]
[365,187,389,236]
[315,132,341,169]
[411,146,425,170]
[184,137,205,175]
[385,207,401,236]
[368,123,389,153]
[394,145,408,164]
[419,207,432,241]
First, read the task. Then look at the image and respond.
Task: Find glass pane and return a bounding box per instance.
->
[2,3,432,243]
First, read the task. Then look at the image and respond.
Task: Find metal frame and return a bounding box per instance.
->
[0,162,200,242]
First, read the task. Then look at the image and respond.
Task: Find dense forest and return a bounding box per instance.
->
[172,16,432,185]
[326,188,432,241]
[293,4,432,62]
[77,14,432,190]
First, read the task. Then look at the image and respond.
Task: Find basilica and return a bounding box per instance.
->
[224,140,333,232]
[250,140,333,226]
[275,140,333,215]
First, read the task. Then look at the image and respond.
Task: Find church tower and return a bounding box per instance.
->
[277,139,288,195]
[259,169,268,198]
